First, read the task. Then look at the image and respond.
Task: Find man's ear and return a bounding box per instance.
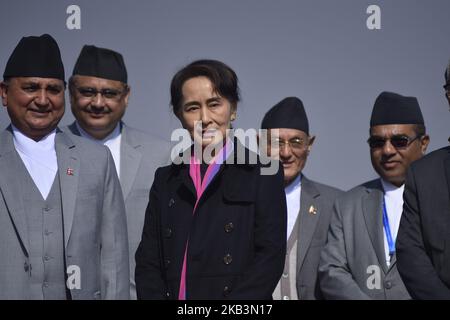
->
[123,85,131,107]
[307,135,316,153]
[420,134,430,154]
[0,81,9,107]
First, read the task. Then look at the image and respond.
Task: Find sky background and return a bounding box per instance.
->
[1,0,449,190]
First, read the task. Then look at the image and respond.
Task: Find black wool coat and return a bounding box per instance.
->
[135,145,287,300]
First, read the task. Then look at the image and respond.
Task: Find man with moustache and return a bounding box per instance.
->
[319,91,429,299]
[261,97,343,300]
[66,45,169,299]
[0,34,129,299]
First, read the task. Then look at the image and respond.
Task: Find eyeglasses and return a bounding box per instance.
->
[367,134,421,149]
[273,137,308,150]
[75,87,127,101]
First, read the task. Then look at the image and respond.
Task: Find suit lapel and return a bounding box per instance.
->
[296,176,321,270]
[362,180,388,274]
[120,125,142,200]
[0,128,30,255]
[55,130,80,248]
[67,122,80,136]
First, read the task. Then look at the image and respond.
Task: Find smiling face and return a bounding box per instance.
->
[266,128,314,186]
[0,77,65,141]
[369,124,429,186]
[177,76,236,149]
[70,75,130,140]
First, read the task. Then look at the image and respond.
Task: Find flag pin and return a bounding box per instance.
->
[66,168,74,176]
[309,205,317,215]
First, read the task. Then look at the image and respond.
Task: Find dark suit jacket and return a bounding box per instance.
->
[296,177,343,299]
[135,144,287,300]
[396,146,450,299]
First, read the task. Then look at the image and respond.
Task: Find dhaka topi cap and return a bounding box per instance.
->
[370,91,424,126]
[261,97,309,135]
[3,34,65,81]
[72,45,127,83]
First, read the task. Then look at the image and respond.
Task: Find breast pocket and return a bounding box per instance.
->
[128,188,150,200]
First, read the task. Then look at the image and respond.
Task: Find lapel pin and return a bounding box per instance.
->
[66,168,74,176]
[309,205,317,215]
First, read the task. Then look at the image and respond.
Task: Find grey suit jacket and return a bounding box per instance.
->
[66,122,170,299]
[318,179,410,299]
[0,127,129,299]
[295,176,343,300]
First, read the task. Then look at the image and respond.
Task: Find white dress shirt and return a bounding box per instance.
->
[380,179,405,267]
[285,174,302,240]
[12,125,58,200]
[76,122,122,178]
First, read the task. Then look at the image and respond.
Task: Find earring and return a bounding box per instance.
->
[231,114,236,121]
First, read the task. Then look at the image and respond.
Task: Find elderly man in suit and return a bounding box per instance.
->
[396,60,450,299]
[319,91,430,299]
[260,97,343,300]
[0,34,129,299]
[66,45,169,299]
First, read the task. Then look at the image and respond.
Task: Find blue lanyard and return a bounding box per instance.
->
[382,199,395,257]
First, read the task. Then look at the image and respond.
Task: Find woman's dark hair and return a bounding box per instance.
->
[170,59,240,115]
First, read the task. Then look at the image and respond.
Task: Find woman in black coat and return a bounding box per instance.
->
[135,59,287,300]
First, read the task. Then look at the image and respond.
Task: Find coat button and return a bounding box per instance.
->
[384,281,392,289]
[164,228,173,238]
[223,254,233,265]
[223,286,231,297]
[24,262,29,272]
[165,259,171,269]
[224,222,234,233]
[168,198,175,207]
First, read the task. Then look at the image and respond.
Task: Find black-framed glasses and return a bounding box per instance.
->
[367,134,421,149]
[274,137,307,150]
[76,87,127,100]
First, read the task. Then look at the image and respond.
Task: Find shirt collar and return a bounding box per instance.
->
[76,121,121,144]
[285,173,302,193]
[380,178,404,196]
[12,124,56,153]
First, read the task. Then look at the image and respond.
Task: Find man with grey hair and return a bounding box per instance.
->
[261,97,343,300]
[396,60,450,299]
